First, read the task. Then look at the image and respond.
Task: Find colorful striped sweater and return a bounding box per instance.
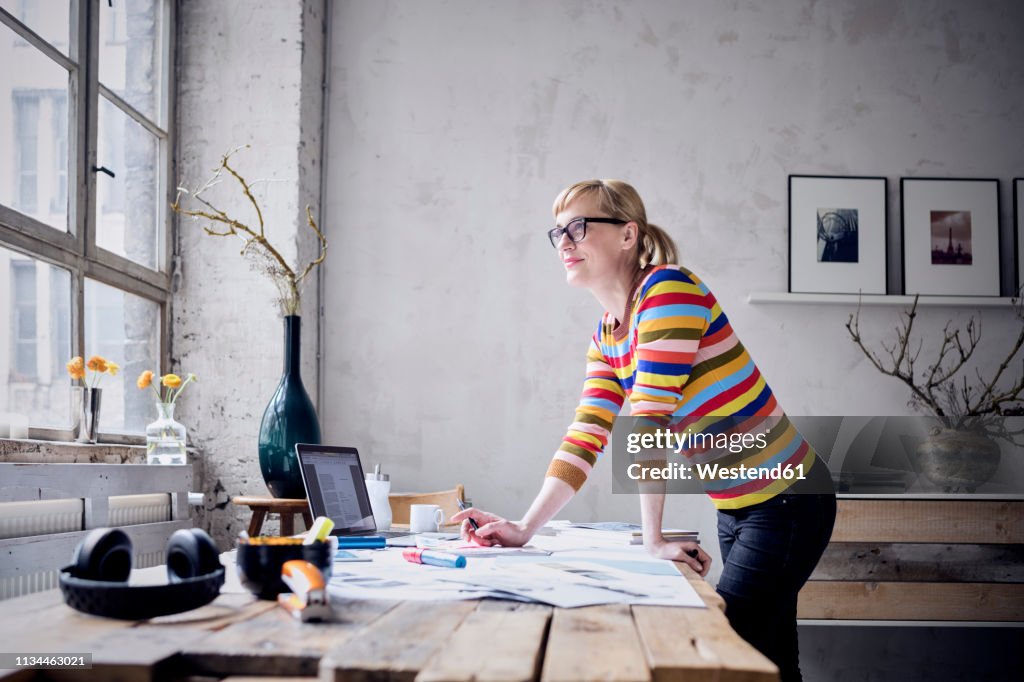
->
[545,264,820,510]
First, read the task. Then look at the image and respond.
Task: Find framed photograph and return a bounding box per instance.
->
[1015,178,1023,293]
[788,175,887,294]
[901,178,1000,296]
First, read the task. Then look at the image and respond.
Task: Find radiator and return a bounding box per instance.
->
[0,499,82,540]
[109,493,172,526]
[0,494,171,600]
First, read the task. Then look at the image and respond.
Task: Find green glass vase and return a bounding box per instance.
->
[258,315,321,498]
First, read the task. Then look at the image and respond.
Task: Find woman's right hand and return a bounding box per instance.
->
[449,507,532,547]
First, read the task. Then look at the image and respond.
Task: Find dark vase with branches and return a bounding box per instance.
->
[847,295,1024,492]
[173,146,328,499]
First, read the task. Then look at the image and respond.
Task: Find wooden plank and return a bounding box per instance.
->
[633,605,778,682]
[45,625,210,682]
[247,509,267,537]
[417,601,551,682]
[319,600,477,682]
[182,599,397,678]
[142,592,278,631]
[832,500,1023,544]
[811,542,1024,582]
[0,463,192,502]
[232,497,310,510]
[1,593,139,654]
[540,604,650,682]
[221,678,315,682]
[280,512,295,537]
[0,575,274,662]
[798,581,1024,621]
[0,594,280,681]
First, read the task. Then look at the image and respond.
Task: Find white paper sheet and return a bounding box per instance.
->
[325,529,707,608]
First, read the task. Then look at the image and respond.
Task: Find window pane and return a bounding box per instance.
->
[98,0,163,124]
[95,95,160,270]
[0,244,71,427]
[84,279,160,434]
[0,0,73,57]
[0,22,72,231]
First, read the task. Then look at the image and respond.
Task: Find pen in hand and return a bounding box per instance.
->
[457,498,480,531]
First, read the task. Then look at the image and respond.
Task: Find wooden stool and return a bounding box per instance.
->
[232,496,313,537]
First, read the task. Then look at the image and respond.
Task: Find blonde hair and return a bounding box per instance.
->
[552,179,677,269]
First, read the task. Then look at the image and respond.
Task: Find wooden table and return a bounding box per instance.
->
[0,550,778,682]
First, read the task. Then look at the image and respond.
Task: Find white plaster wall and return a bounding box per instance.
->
[175,0,325,545]
[322,2,1024,678]
[323,0,1023,576]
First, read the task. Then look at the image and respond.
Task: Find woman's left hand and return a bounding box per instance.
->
[646,538,712,577]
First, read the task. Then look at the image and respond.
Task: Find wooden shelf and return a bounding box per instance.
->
[747,292,1018,307]
[797,619,1024,628]
[798,498,1024,624]
[836,493,1024,501]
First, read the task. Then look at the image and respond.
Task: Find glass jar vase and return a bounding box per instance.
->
[146,402,187,465]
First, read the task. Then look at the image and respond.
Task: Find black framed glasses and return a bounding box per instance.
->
[548,217,627,248]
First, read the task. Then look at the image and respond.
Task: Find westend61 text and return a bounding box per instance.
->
[626,461,808,481]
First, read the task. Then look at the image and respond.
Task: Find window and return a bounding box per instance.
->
[11,260,37,381]
[50,92,67,214]
[12,89,68,221]
[13,93,38,214]
[1,245,72,428]
[0,1,174,441]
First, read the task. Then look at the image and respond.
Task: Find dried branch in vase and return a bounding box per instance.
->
[846,292,1024,440]
[171,145,327,316]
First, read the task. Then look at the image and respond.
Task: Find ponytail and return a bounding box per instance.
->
[638,222,677,268]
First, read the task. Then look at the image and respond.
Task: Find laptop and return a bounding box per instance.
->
[295,443,446,545]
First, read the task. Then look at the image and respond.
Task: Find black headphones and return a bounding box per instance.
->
[59,527,225,620]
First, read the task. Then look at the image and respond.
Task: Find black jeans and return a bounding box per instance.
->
[715,470,836,682]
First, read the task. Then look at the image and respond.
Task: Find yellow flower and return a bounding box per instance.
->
[66,356,85,380]
[137,370,154,389]
[86,355,107,373]
[161,373,183,389]
[106,361,121,376]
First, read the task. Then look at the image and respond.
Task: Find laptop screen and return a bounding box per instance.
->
[296,445,376,535]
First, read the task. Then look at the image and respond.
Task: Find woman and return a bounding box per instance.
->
[451,179,836,682]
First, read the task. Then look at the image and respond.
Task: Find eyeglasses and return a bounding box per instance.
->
[548,217,627,248]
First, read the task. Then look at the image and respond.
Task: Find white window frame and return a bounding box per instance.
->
[0,0,176,443]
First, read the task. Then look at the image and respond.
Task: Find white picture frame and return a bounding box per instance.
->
[900,178,1000,297]
[788,175,887,295]
[1015,178,1023,294]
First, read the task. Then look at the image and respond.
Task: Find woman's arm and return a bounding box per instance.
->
[630,268,712,571]
[639,488,710,576]
[450,477,575,547]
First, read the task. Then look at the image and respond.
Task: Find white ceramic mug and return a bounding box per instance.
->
[409,504,444,533]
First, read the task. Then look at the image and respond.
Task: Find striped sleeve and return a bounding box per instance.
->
[630,268,710,420]
[545,334,625,492]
